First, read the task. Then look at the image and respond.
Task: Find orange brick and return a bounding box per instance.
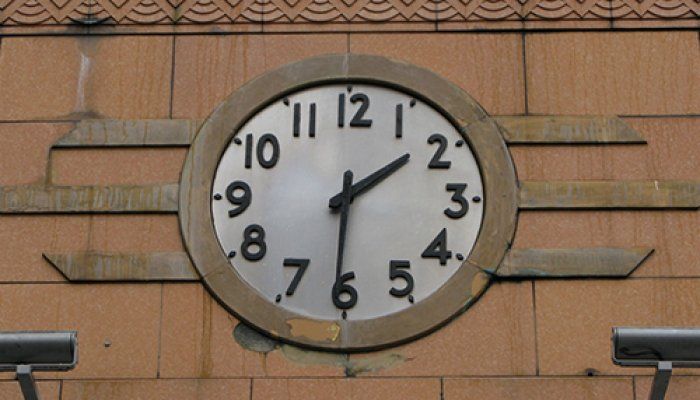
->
[62,379,250,400]
[636,376,700,400]
[350,33,525,115]
[510,118,700,180]
[252,378,441,400]
[0,381,59,400]
[0,123,71,185]
[0,284,161,379]
[526,32,700,115]
[0,215,182,282]
[536,279,700,376]
[0,36,172,120]
[515,211,700,277]
[159,284,345,378]
[348,281,536,376]
[50,148,186,185]
[444,377,633,400]
[172,34,347,119]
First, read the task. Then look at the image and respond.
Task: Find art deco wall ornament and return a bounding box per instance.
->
[0,0,696,28]
[2,54,698,351]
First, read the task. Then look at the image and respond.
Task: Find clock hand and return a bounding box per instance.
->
[328,153,410,209]
[334,170,354,281]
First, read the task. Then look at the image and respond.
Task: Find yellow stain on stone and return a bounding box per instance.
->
[471,271,490,297]
[287,318,340,342]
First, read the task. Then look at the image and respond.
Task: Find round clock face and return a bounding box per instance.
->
[210,84,484,321]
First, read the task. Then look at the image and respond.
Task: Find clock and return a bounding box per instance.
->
[180,54,518,351]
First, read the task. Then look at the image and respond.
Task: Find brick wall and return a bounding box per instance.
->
[0,15,698,400]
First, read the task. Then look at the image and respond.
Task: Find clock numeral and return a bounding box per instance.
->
[421,228,452,266]
[427,133,451,169]
[389,260,414,298]
[444,183,468,219]
[293,102,316,138]
[225,180,251,217]
[350,93,372,127]
[338,92,372,128]
[332,271,358,310]
[337,94,345,128]
[283,258,309,296]
[244,133,280,169]
[241,224,266,261]
[395,104,403,138]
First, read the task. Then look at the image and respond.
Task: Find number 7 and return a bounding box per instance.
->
[283,258,309,296]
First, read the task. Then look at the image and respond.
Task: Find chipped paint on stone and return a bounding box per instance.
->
[43,252,199,281]
[496,248,654,278]
[233,323,277,353]
[54,119,201,147]
[286,318,341,342]
[495,115,646,144]
[519,180,700,209]
[0,184,179,213]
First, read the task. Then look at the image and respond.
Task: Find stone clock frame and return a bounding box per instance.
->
[178,54,519,351]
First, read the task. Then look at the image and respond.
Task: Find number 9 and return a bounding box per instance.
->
[226,181,252,217]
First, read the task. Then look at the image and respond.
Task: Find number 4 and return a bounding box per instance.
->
[421,228,452,265]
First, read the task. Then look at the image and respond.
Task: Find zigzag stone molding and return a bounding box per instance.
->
[0,0,696,27]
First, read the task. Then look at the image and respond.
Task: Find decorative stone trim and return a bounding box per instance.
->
[0,0,696,28]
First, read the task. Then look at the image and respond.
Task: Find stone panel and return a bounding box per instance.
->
[444,377,634,400]
[0,36,172,121]
[159,283,346,378]
[172,35,347,119]
[526,32,700,115]
[0,381,59,400]
[252,378,440,400]
[348,282,536,376]
[50,148,186,185]
[510,118,700,180]
[0,215,182,282]
[0,284,161,379]
[350,33,525,115]
[0,124,71,185]
[536,279,700,375]
[515,211,700,277]
[635,376,700,400]
[62,379,250,400]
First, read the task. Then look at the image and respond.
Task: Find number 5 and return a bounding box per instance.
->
[389,260,414,298]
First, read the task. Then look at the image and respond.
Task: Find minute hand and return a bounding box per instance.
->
[329,153,410,209]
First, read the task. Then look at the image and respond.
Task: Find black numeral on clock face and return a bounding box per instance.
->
[444,183,468,219]
[241,224,266,261]
[332,271,358,310]
[244,133,280,169]
[349,93,372,127]
[225,180,251,217]
[427,133,451,169]
[293,103,316,138]
[395,104,403,138]
[283,258,309,296]
[338,92,373,128]
[389,260,414,298]
[421,228,452,265]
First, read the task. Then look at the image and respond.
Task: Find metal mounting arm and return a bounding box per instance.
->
[16,365,40,400]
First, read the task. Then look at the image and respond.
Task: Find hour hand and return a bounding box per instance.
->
[329,153,410,209]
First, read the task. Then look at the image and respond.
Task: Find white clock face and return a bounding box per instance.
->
[211,84,484,321]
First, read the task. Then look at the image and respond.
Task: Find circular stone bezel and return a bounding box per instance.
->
[179,54,518,351]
